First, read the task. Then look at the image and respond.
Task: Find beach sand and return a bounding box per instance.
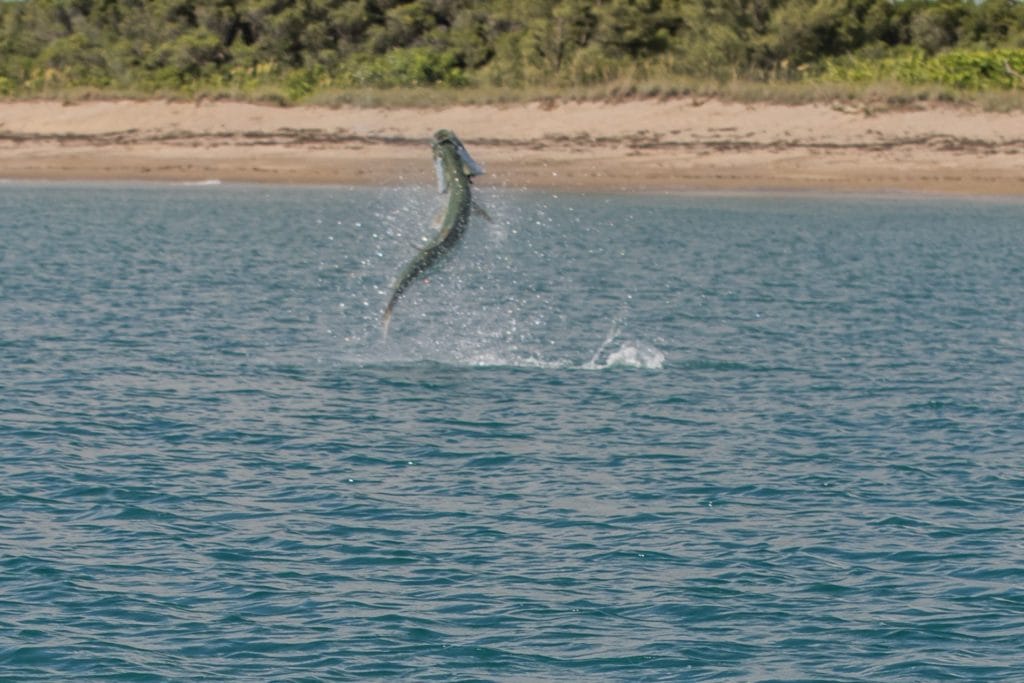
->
[0,98,1021,195]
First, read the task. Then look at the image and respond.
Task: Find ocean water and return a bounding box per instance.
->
[1,181,1023,681]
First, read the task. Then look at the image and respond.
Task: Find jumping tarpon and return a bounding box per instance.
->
[381,129,486,338]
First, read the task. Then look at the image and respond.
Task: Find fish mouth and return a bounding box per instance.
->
[433,129,485,180]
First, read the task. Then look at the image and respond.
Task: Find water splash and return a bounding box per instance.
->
[600,340,666,369]
[329,189,667,371]
[585,318,622,369]
[583,318,665,370]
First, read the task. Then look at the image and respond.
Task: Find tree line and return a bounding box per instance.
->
[1,0,1022,97]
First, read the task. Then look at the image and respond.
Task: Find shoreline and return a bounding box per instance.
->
[0,98,1021,196]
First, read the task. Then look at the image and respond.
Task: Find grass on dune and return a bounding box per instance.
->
[8,77,1024,113]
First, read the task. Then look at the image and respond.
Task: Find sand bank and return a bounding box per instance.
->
[0,98,1021,195]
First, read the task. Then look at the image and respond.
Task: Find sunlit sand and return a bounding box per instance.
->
[0,98,1020,195]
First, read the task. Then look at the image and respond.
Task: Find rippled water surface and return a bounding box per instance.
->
[2,182,1023,680]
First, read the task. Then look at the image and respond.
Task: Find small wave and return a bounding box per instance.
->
[462,351,569,369]
[350,330,666,370]
[342,346,665,371]
[179,179,222,186]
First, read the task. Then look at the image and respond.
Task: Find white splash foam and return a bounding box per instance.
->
[602,340,665,369]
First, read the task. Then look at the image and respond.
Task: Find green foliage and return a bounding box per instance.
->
[343,47,468,87]
[820,46,1024,89]
[0,0,1022,101]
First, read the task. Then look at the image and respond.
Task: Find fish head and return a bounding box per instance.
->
[432,129,484,189]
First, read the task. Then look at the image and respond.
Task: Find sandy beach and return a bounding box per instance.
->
[0,97,1021,195]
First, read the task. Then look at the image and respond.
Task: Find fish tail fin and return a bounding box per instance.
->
[472,199,492,223]
[381,305,394,340]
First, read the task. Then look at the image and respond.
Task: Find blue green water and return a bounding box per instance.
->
[2,182,1023,681]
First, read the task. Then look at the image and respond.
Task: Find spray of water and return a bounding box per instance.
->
[328,188,665,370]
[582,309,664,370]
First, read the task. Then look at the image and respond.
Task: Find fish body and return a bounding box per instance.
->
[382,129,484,337]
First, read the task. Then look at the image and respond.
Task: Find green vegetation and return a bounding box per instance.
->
[0,0,1022,105]
[821,47,1024,89]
